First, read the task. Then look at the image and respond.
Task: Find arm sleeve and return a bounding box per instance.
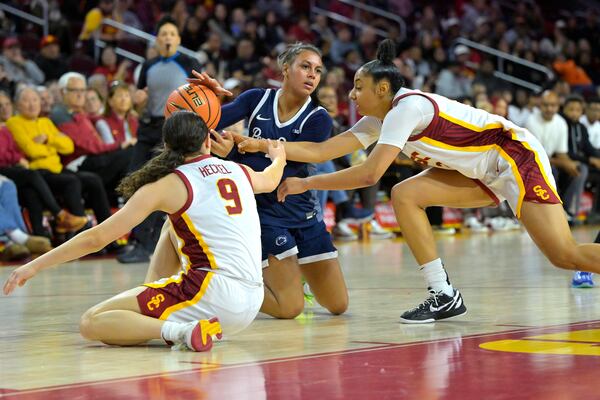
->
[215,88,264,130]
[24,61,45,84]
[45,119,74,155]
[95,119,115,144]
[557,118,569,154]
[6,118,50,159]
[137,61,149,89]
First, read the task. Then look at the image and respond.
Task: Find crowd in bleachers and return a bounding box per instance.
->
[0,0,599,259]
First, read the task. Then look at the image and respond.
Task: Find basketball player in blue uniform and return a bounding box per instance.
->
[190,44,350,318]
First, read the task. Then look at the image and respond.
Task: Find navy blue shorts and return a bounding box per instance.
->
[261,220,338,267]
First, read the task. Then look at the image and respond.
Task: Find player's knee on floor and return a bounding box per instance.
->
[325,298,348,315]
[274,298,305,319]
[79,310,96,340]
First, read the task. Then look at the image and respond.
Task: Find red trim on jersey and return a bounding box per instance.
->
[184,154,212,164]
[392,92,440,142]
[137,269,211,319]
[169,214,213,269]
[172,170,194,218]
[237,163,254,190]
[414,110,561,207]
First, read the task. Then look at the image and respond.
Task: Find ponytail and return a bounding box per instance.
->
[361,39,404,95]
[116,111,209,200]
[116,149,184,200]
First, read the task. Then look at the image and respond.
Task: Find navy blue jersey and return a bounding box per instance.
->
[216,88,332,228]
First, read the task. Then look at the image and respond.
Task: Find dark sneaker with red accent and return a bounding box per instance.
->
[184,317,223,352]
[400,289,467,324]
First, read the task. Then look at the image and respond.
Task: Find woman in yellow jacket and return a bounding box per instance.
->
[6,87,90,232]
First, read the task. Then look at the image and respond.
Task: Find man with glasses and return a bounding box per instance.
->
[49,72,129,251]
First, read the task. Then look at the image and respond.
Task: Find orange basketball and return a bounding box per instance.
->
[164,84,221,130]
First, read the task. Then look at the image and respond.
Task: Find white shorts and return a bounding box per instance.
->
[137,270,263,336]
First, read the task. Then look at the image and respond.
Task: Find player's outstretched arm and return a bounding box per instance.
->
[237,130,364,163]
[187,70,233,97]
[3,176,185,295]
[243,140,287,194]
[277,143,401,201]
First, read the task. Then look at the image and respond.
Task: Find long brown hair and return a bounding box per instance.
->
[117,111,208,199]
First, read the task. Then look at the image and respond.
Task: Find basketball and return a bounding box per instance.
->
[163,84,221,130]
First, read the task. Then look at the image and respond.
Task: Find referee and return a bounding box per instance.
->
[118,16,202,263]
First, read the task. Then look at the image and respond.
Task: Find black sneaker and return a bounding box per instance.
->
[116,243,150,264]
[400,289,467,324]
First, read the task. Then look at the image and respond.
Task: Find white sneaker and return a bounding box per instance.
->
[487,216,520,231]
[463,216,489,233]
[433,226,457,235]
[369,219,394,239]
[332,221,358,241]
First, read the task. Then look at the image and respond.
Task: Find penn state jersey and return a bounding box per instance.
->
[171,155,262,284]
[217,88,332,228]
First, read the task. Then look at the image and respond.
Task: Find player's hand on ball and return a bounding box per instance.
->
[188,70,233,97]
[277,177,307,202]
[3,264,38,295]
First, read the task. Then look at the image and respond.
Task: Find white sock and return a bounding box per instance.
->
[160,321,186,343]
[420,258,453,296]
[7,229,29,245]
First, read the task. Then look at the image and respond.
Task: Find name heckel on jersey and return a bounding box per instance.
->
[198,163,232,178]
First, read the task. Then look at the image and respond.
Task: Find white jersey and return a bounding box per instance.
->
[170,155,262,284]
[350,88,559,217]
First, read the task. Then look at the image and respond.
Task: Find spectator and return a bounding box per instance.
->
[0,109,88,236]
[0,37,45,85]
[508,89,532,127]
[181,15,205,51]
[95,81,138,147]
[0,176,53,260]
[84,88,105,118]
[525,90,582,221]
[435,61,472,99]
[50,72,132,203]
[93,46,133,84]
[79,0,119,43]
[330,27,358,65]
[561,95,600,216]
[263,10,288,49]
[36,86,54,117]
[6,87,91,234]
[228,38,262,85]
[34,35,68,83]
[581,98,600,149]
[0,64,15,97]
[0,89,13,123]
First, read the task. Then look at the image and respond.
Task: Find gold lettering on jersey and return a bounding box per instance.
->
[410,151,431,166]
[184,85,204,107]
[147,294,165,311]
[533,185,550,200]
[199,164,233,178]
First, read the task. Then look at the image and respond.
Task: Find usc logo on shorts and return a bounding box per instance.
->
[533,185,550,200]
[147,294,165,311]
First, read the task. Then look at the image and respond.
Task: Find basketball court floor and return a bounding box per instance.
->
[1,227,599,399]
